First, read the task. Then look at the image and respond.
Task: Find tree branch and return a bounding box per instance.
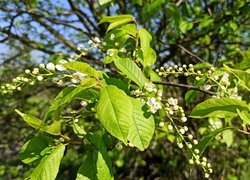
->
[153,81,216,95]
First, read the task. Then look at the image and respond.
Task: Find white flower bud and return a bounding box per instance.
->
[25,69,31,74]
[168,124,173,131]
[39,63,45,68]
[178,143,183,149]
[193,139,198,145]
[189,159,194,164]
[56,64,66,71]
[188,134,193,140]
[194,149,200,154]
[32,68,39,75]
[80,100,88,107]
[204,85,211,91]
[159,122,164,127]
[46,62,55,71]
[180,128,185,134]
[37,76,43,81]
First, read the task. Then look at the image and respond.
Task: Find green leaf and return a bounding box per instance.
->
[138,28,156,66]
[189,98,250,118]
[87,133,113,179]
[76,152,97,180]
[194,127,233,155]
[99,15,135,32]
[141,0,166,20]
[98,0,111,6]
[119,24,137,37]
[224,64,250,91]
[179,19,193,34]
[48,82,97,115]
[199,16,214,29]
[18,135,53,164]
[64,62,99,78]
[128,98,155,151]
[77,134,114,180]
[237,109,250,124]
[96,85,133,144]
[29,144,65,180]
[15,110,61,135]
[114,57,148,88]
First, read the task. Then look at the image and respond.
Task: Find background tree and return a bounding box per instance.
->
[0,0,250,179]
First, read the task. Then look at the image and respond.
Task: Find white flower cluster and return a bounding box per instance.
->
[0,60,68,95]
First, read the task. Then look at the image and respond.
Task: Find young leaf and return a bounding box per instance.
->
[119,24,137,37]
[64,61,99,78]
[96,85,133,144]
[237,109,250,124]
[18,135,53,164]
[189,98,250,118]
[194,127,233,156]
[99,15,135,32]
[29,144,65,180]
[15,110,61,135]
[224,64,250,91]
[48,81,97,115]
[128,98,155,151]
[138,28,156,66]
[114,57,148,88]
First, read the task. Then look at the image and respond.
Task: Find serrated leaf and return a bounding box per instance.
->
[29,144,65,180]
[194,127,233,155]
[99,15,135,32]
[114,57,148,88]
[76,152,97,180]
[138,28,156,66]
[64,62,99,78]
[88,133,113,180]
[189,98,250,118]
[18,135,53,164]
[224,64,250,91]
[15,110,61,135]
[48,82,97,115]
[128,98,155,151]
[119,24,137,37]
[237,109,250,124]
[99,15,135,24]
[96,85,133,144]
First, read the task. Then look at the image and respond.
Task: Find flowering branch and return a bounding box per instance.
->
[153,81,217,95]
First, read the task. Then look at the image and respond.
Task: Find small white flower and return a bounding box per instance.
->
[59,59,68,64]
[159,122,164,127]
[71,78,79,84]
[193,139,198,145]
[189,159,194,164]
[194,149,200,154]
[168,124,173,131]
[46,62,55,71]
[180,128,185,134]
[119,47,127,53]
[181,117,187,122]
[37,76,43,81]
[32,68,39,75]
[133,89,141,97]
[115,42,119,47]
[94,37,101,43]
[107,49,115,56]
[188,134,193,140]
[25,69,30,74]
[178,143,183,149]
[205,173,209,178]
[80,100,88,107]
[88,40,93,44]
[214,75,219,80]
[56,64,66,71]
[147,97,156,106]
[195,76,200,81]
[187,143,192,149]
[144,82,155,92]
[221,73,229,83]
[110,33,115,41]
[39,63,45,68]
[23,78,29,82]
[168,97,178,106]
[74,72,86,80]
[204,85,211,91]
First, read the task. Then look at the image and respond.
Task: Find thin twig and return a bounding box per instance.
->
[177,44,205,63]
[153,81,216,95]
